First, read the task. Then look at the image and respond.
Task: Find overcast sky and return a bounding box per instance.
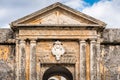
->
[0,0,120,28]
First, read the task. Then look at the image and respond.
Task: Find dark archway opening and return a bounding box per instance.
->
[42,66,73,80]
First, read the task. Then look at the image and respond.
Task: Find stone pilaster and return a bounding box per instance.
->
[30,40,37,80]
[79,40,86,80]
[75,62,79,80]
[16,40,19,80]
[90,40,97,80]
[19,40,26,80]
[37,59,40,80]
[96,37,101,80]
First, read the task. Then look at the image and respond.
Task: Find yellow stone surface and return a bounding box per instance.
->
[0,45,10,61]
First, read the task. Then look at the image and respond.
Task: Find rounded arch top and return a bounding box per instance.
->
[42,65,73,80]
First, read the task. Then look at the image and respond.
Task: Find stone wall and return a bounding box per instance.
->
[102,29,120,43]
[101,29,120,80]
[0,29,14,43]
[0,29,15,80]
[100,45,120,80]
[0,44,15,80]
[0,28,120,80]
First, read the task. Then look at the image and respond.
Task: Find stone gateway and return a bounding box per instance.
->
[0,2,120,80]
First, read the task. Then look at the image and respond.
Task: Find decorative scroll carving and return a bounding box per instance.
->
[51,41,65,61]
[39,55,76,64]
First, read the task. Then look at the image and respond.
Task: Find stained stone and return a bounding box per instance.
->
[0,2,120,80]
[0,60,13,80]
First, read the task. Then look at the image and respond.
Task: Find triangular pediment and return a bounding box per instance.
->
[19,10,96,25]
[23,10,82,25]
[11,2,106,28]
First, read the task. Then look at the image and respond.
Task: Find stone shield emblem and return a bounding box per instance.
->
[51,41,65,61]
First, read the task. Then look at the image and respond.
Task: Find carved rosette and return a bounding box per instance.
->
[51,41,65,61]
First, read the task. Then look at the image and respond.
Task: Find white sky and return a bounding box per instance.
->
[0,0,120,28]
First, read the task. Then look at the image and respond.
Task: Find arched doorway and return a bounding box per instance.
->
[42,66,73,80]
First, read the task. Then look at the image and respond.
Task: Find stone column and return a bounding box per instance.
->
[79,40,86,80]
[19,40,26,80]
[30,40,37,80]
[90,40,97,80]
[96,38,101,80]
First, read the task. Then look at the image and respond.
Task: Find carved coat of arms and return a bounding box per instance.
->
[51,41,65,61]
